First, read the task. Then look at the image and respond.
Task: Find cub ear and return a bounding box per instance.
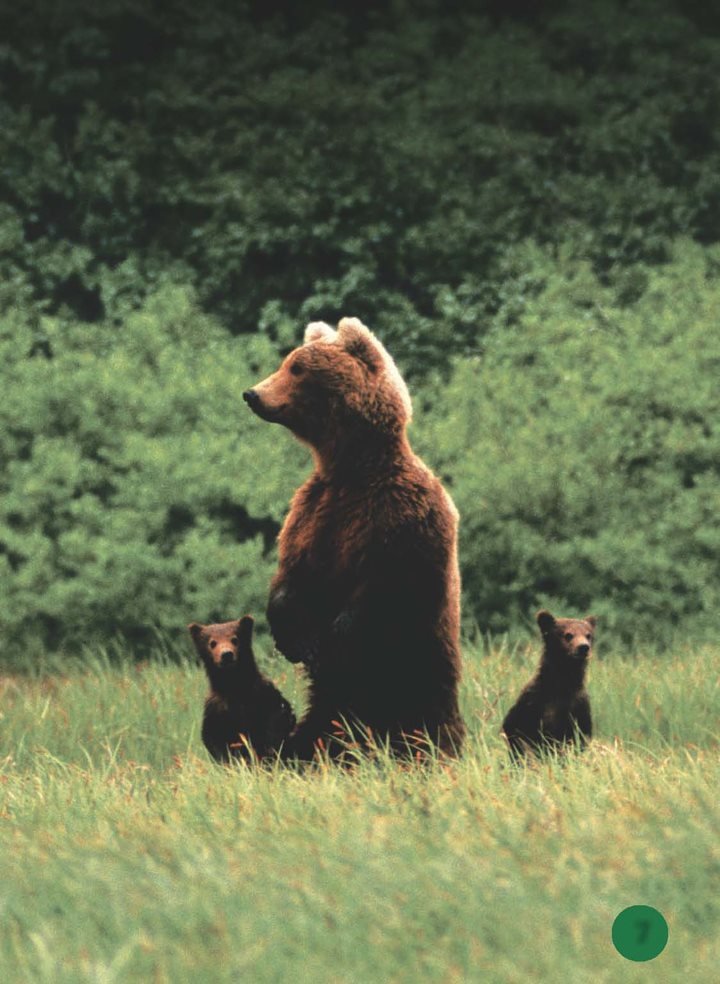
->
[536,609,556,635]
[187,622,204,655]
[583,615,598,630]
[304,321,336,344]
[336,317,383,374]
[236,614,254,646]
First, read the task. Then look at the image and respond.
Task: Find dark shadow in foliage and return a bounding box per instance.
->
[54,274,105,322]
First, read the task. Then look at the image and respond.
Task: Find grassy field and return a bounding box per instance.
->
[1,638,719,983]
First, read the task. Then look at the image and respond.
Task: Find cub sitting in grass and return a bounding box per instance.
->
[188,615,296,764]
[501,610,596,760]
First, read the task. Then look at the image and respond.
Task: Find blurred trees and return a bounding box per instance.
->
[2,243,719,651]
[417,239,720,643]
[2,0,719,368]
[0,287,304,651]
[1,0,719,653]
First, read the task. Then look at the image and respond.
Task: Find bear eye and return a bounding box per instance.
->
[230,636,238,645]
[289,362,304,376]
[209,640,217,649]
[564,632,573,642]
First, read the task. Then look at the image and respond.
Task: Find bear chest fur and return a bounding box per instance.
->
[539,694,582,740]
[281,480,384,575]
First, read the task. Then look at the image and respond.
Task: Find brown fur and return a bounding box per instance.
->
[501,609,596,759]
[188,616,295,763]
[243,317,465,761]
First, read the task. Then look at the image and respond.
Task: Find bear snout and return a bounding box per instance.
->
[219,650,235,666]
[575,642,591,659]
[243,387,285,422]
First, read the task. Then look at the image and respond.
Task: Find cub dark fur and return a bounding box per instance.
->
[502,610,596,759]
[188,615,295,763]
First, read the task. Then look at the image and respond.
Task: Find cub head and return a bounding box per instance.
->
[536,609,597,663]
[242,317,412,448]
[187,615,254,669]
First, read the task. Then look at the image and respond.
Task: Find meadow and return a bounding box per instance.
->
[1,638,718,983]
[2,4,719,980]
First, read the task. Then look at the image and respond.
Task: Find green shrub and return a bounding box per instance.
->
[2,1,720,376]
[415,239,720,641]
[0,285,306,655]
[2,244,719,657]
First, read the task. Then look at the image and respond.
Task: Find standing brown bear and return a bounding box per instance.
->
[188,615,296,763]
[243,317,465,761]
[501,610,596,760]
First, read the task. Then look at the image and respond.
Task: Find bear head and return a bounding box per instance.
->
[536,609,597,664]
[243,317,412,451]
[188,615,254,669]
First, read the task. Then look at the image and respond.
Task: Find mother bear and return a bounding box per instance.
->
[243,317,465,760]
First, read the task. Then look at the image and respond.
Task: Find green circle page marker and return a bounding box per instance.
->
[612,905,668,961]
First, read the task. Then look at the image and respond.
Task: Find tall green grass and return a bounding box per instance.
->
[1,641,718,982]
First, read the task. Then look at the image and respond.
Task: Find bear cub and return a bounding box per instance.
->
[502,610,596,759]
[188,615,296,763]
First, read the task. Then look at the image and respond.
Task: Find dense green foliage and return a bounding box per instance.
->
[1,643,719,980]
[2,243,718,651]
[0,287,304,651]
[418,240,720,639]
[2,0,720,365]
[1,0,719,652]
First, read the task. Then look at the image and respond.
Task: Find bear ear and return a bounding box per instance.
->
[236,614,254,647]
[536,609,556,635]
[336,317,383,374]
[304,321,337,345]
[583,615,598,630]
[187,622,204,655]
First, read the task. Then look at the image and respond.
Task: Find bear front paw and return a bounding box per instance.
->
[275,635,320,669]
[332,609,356,637]
[301,636,321,671]
[267,584,292,624]
[275,638,304,664]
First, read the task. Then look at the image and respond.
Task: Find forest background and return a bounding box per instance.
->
[2,0,719,661]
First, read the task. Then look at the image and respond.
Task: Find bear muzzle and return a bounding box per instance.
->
[243,388,285,422]
[574,642,591,660]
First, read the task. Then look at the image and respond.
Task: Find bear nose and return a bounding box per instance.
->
[220,650,235,666]
[243,389,259,409]
[576,643,590,658]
